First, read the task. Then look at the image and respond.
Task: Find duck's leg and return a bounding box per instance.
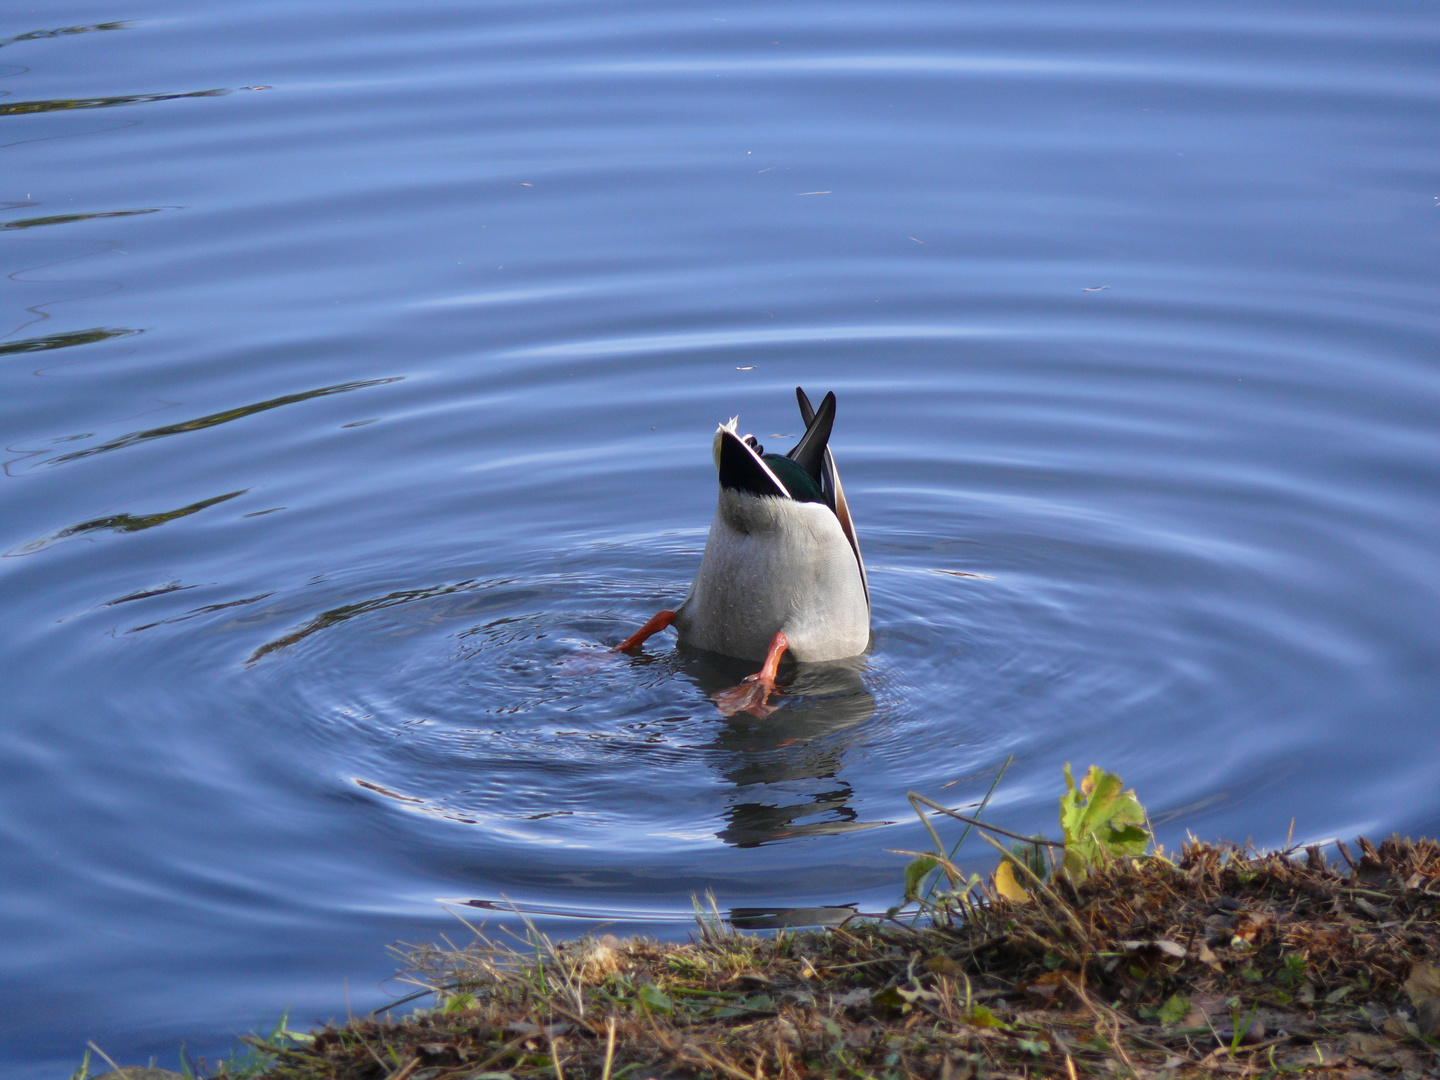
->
[713,631,789,718]
[615,609,677,652]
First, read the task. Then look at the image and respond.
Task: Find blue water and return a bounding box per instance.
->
[3,1,1438,1074]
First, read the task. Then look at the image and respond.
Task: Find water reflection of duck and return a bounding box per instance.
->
[682,654,882,847]
[618,387,870,716]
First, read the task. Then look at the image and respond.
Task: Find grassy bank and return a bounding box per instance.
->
[239,847,1440,1076]
[89,772,1440,1080]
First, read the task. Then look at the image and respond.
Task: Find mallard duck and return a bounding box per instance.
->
[618,387,870,715]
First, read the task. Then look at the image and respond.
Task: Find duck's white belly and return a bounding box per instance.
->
[674,490,870,663]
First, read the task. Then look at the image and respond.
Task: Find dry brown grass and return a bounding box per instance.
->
[248,837,1440,1080]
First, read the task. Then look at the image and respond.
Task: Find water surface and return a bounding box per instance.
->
[2,1,1438,1074]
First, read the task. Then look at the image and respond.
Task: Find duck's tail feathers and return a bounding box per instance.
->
[716,424,791,499]
[794,386,869,609]
[787,389,835,485]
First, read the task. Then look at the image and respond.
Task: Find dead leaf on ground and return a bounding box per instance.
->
[1119,938,1187,959]
[1403,961,1440,1037]
[844,1023,874,1048]
[1232,912,1272,942]
[926,956,965,978]
[1344,1030,1402,1065]
[1021,970,1078,1008]
[1214,1017,1267,1045]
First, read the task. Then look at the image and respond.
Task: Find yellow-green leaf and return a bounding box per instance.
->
[1059,764,1150,880]
[994,859,1031,903]
[967,1003,1004,1029]
[904,855,939,900]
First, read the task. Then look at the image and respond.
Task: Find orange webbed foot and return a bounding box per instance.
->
[712,631,789,718]
[713,674,782,718]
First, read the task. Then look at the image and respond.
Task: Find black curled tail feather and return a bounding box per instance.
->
[787,388,835,486]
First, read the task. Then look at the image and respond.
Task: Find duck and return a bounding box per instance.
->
[617,387,870,716]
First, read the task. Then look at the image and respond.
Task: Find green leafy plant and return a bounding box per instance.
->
[899,761,1153,920]
[218,1011,315,1078]
[637,983,673,1014]
[1228,1000,1260,1053]
[1277,953,1308,987]
[1158,992,1190,1026]
[1059,763,1151,882]
[440,990,478,1013]
[903,855,940,902]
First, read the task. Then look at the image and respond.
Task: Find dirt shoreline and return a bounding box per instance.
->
[213,835,1440,1080]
